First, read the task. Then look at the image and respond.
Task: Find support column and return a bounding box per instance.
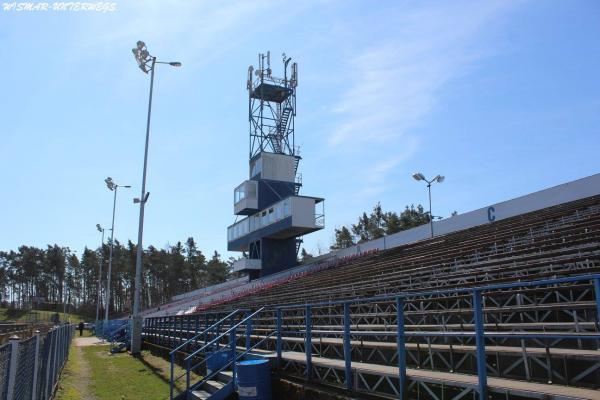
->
[473,290,487,400]
[343,302,352,390]
[6,335,19,400]
[32,331,41,400]
[396,297,407,400]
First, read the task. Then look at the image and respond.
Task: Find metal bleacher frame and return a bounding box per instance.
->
[142,195,600,399]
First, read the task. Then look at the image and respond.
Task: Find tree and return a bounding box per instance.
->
[331,203,432,249]
[206,251,229,285]
[300,248,314,262]
[331,226,355,250]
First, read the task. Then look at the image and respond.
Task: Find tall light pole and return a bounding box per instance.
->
[95,224,105,326]
[131,40,181,354]
[104,177,131,327]
[412,172,444,238]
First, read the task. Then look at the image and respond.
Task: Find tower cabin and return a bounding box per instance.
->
[227,52,324,279]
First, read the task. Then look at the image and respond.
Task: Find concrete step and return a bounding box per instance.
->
[203,379,225,394]
[190,389,211,400]
[216,370,233,383]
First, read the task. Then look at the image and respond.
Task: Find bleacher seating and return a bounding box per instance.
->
[143,195,600,399]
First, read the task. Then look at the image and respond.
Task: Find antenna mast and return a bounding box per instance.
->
[247,51,298,159]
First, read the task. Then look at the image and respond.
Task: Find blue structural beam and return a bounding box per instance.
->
[305,305,312,379]
[472,290,487,400]
[276,308,282,365]
[594,278,600,331]
[343,302,352,390]
[396,297,407,400]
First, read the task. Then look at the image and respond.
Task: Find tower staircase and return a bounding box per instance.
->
[272,106,293,154]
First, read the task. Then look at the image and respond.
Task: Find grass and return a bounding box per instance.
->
[56,340,200,400]
[0,307,87,324]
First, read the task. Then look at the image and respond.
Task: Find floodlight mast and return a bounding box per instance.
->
[95,224,105,326]
[412,172,445,238]
[130,40,181,355]
[104,178,130,327]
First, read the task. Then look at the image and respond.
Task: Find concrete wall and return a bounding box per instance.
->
[291,197,316,228]
[257,152,296,182]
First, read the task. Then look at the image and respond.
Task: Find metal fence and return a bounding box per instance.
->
[0,324,74,400]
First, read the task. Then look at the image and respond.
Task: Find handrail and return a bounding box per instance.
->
[169,309,241,355]
[184,307,265,362]
[189,330,276,393]
[276,273,600,310]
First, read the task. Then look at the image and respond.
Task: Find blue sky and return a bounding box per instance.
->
[1,0,599,258]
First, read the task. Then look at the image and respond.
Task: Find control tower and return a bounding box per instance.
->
[227,52,325,279]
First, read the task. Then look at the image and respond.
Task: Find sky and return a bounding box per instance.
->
[1,0,599,259]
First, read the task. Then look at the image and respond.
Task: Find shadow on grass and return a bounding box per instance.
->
[134,352,173,386]
[133,350,203,395]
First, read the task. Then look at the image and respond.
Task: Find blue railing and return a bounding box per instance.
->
[182,308,266,394]
[275,273,600,400]
[168,309,242,399]
[95,319,130,340]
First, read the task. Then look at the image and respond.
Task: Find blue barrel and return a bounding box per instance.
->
[236,359,272,400]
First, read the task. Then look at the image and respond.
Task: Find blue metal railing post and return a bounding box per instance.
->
[204,314,209,345]
[473,290,487,400]
[305,305,312,380]
[246,311,252,351]
[231,323,237,385]
[343,302,352,390]
[396,297,407,400]
[276,308,282,364]
[594,278,600,331]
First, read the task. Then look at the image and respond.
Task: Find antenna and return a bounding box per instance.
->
[283,53,292,83]
[247,65,254,90]
[291,62,298,88]
[247,50,298,156]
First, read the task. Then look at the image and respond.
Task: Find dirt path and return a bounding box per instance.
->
[55,337,98,400]
[73,336,105,347]
[74,345,96,400]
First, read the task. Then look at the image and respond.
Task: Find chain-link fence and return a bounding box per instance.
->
[0,324,73,400]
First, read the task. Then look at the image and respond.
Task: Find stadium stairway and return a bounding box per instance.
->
[143,195,600,400]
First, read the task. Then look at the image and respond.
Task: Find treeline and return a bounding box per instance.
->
[331,203,434,249]
[0,237,230,317]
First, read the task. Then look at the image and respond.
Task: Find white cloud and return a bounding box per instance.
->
[328,1,516,148]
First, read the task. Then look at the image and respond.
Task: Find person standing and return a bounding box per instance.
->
[78,321,84,336]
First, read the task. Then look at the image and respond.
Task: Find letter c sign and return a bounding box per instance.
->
[487,206,496,222]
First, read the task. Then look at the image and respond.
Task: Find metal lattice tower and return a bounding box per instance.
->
[247,51,298,159]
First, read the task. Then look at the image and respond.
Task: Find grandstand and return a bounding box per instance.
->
[140,173,600,399]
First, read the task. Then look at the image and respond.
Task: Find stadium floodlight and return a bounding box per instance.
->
[95,224,105,326]
[103,178,130,329]
[412,172,445,238]
[130,40,181,355]
[412,172,426,182]
[105,177,115,191]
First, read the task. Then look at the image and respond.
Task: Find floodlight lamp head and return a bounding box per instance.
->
[132,40,151,73]
[169,62,182,67]
[435,175,445,183]
[96,224,102,232]
[412,172,425,182]
[105,177,115,191]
